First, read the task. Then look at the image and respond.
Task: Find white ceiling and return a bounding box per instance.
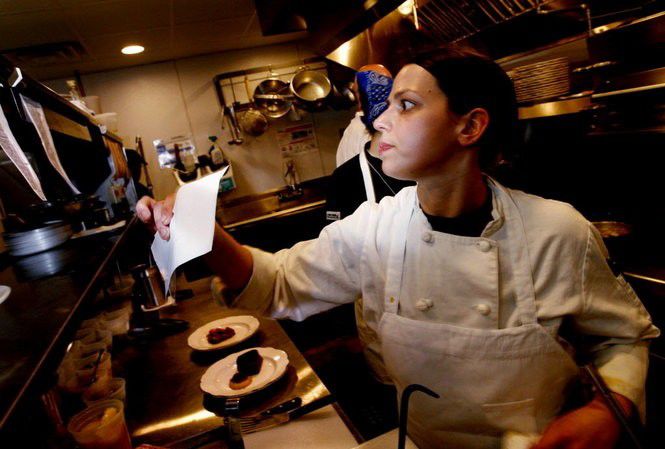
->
[0,0,307,80]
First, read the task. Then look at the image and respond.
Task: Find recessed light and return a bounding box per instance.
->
[121,45,145,55]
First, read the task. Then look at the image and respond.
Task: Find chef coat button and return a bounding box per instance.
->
[415,298,433,311]
[422,232,434,244]
[477,240,492,252]
[474,303,491,316]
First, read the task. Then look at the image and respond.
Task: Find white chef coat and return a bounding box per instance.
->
[336,112,371,167]
[232,178,658,434]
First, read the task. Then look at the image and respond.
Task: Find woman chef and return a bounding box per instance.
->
[138,47,659,449]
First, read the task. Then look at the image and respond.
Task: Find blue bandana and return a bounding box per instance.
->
[356,70,393,130]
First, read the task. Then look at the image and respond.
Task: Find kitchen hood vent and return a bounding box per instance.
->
[418,0,538,43]
[2,41,89,67]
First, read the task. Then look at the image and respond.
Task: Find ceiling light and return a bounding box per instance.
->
[121,45,144,55]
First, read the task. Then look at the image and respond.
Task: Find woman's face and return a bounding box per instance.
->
[373,64,462,181]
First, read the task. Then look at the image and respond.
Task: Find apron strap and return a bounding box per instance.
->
[359,149,376,203]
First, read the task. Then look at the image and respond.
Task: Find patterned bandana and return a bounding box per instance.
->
[356,70,393,130]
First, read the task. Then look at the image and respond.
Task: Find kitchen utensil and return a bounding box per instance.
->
[582,364,645,449]
[200,347,289,397]
[240,412,288,434]
[188,315,260,351]
[240,109,269,136]
[330,83,357,110]
[290,67,331,111]
[224,82,244,144]
[253,78,292,118]
[398,384,440,449]
[131,264,175,313]
[128,263,188,338]
[3,220,72,256]
[63,194,102,219]
[240,76,268,136]
[238,397,302,434]
[24,200,65,225]
[87,349,105,387]
[226,106,244,145]
[223,397,244,449]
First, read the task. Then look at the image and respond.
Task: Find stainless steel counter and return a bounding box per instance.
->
[118,278,336,447]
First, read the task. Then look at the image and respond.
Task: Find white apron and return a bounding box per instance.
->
[378,183,580,449]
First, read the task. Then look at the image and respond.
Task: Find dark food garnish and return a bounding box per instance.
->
[206,327,236,344]
[236,349,263,376]
[231,372,249,384]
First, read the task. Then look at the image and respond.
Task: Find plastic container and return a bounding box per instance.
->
[76,328,113,351]
[75,351,112,386]
[67,399,132,449]
[80,317,101,331]
[84,377,126,406]
[102,308,131,336]
[78,340,107,360]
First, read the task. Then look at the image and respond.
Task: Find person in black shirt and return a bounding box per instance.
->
[326,69,414,222]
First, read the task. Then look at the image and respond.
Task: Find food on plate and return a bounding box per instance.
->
[228,349,264,390]
[229,372,252,390]
[206,327,236,344]
[237,349,263,375]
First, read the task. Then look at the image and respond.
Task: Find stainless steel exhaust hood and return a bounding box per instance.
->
[324,0,661,71]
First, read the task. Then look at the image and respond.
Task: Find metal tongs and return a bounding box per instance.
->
[398,384,440,449]
[582,364,646,449]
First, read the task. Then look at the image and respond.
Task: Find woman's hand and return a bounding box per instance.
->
[532,393,634,449]
[136,194,176,240]
[136,194,253,291]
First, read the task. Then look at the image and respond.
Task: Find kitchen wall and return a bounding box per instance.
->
[45,43,355,200]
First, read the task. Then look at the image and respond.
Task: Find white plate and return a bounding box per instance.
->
[200,347,289,397]
[188,315,260,351]
[0,285,10,305]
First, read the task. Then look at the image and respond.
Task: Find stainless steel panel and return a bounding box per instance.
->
[123,278,333,446]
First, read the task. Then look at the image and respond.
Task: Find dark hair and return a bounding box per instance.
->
[413,46,518,168]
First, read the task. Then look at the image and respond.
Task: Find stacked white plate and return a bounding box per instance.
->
[509,58,570,104]
[3,221,72,256]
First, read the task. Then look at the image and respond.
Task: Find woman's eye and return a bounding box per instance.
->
[401,99,416,111]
